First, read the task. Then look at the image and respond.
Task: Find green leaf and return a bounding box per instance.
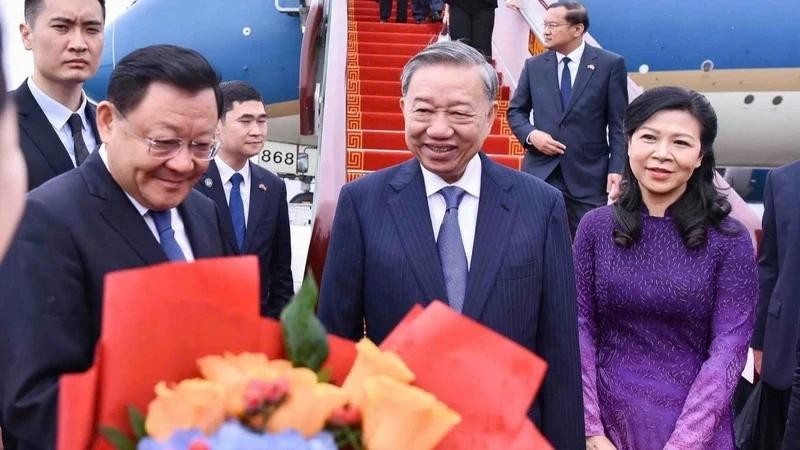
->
[99,425,136,450]
[280,270,330,371]
[127,404,146,439]
[317,367,332,383]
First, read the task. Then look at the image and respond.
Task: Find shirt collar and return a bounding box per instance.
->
[215,156,251,185]
[557,40,585,65]
[420,153,482,199]
[99,145,149,217]
[27,77,89,133]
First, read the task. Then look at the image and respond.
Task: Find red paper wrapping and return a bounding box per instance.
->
[57,257,550,449]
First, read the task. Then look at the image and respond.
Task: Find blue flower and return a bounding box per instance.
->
[136,421,338,450]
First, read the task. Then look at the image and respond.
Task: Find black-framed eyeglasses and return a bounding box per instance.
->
[543,22,572,30]
[116,111,221,161]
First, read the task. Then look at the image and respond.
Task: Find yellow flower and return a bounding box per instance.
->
[144,379,227,440]
[361,376,461,450]
[267,367,349,436]
[342,339,415,406]
[197,352,290,416]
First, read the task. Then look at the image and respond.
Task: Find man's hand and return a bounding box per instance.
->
[505,0,523,12]
[607,173,622,201]
[529,130,566,156]
[586,436,618,450]
[753,349,763,380]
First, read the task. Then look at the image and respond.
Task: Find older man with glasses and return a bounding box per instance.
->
[0,45,231,449]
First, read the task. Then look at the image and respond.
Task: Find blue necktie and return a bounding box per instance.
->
[229,172,246,252]
[437,186,468,313]
[560,56,572,109]
[150,210,186,261]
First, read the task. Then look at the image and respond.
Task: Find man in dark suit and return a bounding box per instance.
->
[507,0,627,236]
[15,0,106,190]
[0,45,229,450]
[318,41,584,449]
[752,161,800,449]
[196,81,293,318]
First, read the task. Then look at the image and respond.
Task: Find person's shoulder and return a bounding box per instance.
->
[499,162,562,200]
[183,188,218,214]
[249,162,284,186]
[713,215,751,243]
[342,161,409,196]
[589,44,624,62]
[27,169,85,208]
[770,160,800,182]
[580,204,616,230]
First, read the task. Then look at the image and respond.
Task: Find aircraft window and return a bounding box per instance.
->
[773,96,783,106]
[744,95,754,105]
[701,60,714,72]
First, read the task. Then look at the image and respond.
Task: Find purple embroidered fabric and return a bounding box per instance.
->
[574,206,757,450]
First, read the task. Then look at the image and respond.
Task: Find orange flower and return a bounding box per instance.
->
[342,339,414,406]
[267,367,349,436]
[144,379,227,440]
[361,375,461,450]
[197,352,289,416]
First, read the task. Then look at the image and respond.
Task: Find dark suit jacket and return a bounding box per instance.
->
[317,152,584,449]
[752,161,800,390]
[0,151,228,449]
[196,160,293,318]
[14,80,101,191]
[784,318,800,447]
[507,44,628,200]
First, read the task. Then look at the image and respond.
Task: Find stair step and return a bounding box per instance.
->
[353,42,426,57]
[345,149,522,172]
[351,22,440,34]
[352,31,434,44]
[355,53,412,68]
[346,129,524,155]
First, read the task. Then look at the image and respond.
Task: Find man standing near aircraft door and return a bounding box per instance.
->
[507,1,627,236]
[196,80,294,319]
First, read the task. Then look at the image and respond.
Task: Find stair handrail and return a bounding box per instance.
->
[299,0,323,135]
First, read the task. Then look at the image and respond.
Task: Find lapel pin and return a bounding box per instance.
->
[204,178,213,188]
[587,64,596,70]
[258,183,267,191]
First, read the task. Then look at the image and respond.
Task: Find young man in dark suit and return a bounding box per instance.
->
[507,0,627,236]
[196,81,294,318]
[0,45,230,449]
[318,41,584,449]
[15,0,105,190]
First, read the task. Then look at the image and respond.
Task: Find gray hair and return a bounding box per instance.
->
[400,41,498,104]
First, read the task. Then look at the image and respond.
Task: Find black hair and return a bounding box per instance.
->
[219,80,264,119]
[547,1,589,33]
[107,45,223,118]
[0,27,5,107]
[25,0,107,23]
[613,86,732,249]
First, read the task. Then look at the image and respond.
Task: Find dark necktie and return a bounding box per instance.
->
[67,113,90,166]
[437,186,468,313]
[560,56,572,109]
[150,210,186,261]
[229,172,246,252]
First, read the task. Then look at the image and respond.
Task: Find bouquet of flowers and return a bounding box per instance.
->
[57,257,551,449]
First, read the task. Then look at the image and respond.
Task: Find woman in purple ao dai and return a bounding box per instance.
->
[576,87,758,450]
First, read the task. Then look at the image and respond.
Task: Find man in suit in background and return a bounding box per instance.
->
[752,161,800,449]
[507,0,627,236]
[196,81,293,318]
[15,0,105,190]
[318,41,584,449]
[0,45,229,449]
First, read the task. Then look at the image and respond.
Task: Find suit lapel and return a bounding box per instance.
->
[80,152,167,265]
[244,162,267,251]
[15,81,75,174]
[198,161,238,253]
[179,194,219,259]
[543,52,564,115]
[562,45,598,118]
[462,153,518,320]
[387,160,448,303]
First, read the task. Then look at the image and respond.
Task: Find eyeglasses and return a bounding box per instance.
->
[542,22,572,30]
[116,112,221,161]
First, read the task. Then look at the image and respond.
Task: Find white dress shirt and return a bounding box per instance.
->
[99,145,195,261]
[556,40,585,89]
[420,153,481,269]
[214,156,252,224]
[28,77,98,167]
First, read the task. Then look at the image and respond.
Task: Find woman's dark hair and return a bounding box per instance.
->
[613,86,732,249]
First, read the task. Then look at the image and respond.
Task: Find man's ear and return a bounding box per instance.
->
[20,23,33,51]
[95,101,115,143]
